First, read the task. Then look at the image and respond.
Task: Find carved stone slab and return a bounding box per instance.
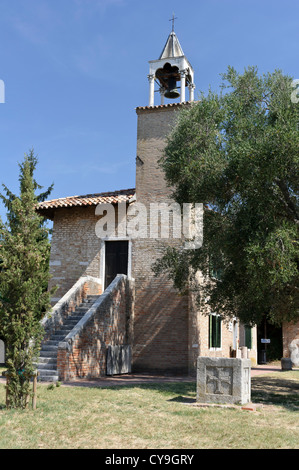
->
[197,357,251,405]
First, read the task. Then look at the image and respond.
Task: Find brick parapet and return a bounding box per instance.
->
[41,275,102,343]
[57,274,134,381]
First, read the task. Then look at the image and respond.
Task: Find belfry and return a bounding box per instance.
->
[147,27,195,106]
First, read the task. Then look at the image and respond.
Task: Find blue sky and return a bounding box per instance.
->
[0,0,298,222]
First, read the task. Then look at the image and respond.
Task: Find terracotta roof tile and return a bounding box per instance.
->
[37,188,135,219]
[135,102,195,112]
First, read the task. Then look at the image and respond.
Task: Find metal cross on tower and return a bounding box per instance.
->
[169,13,178,32]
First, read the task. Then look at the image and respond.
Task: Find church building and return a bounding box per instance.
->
[37,28,261,381]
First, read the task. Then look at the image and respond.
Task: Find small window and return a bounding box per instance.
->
[210,267,223,280]
[209,256,223,280]
[209,314,221,349]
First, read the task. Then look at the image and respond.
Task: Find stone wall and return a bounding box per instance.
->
[57,274,134,381]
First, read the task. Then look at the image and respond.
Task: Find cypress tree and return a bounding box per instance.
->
[0,150,54,408]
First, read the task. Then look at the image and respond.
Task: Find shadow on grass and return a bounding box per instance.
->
[251,376,299,411]
[19,373,298,412]
[97,376,299,411]
[101,381,197,397]
[168,395,196,403]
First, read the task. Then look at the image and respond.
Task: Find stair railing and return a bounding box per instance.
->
[41,275,102,342]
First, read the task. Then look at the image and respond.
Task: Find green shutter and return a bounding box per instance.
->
[209,315,213,348]
[215,316,221,348]
[245,326,252,349]
[209,314,221,348]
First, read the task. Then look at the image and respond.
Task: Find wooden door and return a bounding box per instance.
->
[104,241,128,289]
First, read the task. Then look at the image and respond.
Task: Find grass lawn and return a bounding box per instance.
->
[0,370,298,449]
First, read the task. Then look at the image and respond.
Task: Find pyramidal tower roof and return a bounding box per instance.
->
[159,31,184,59]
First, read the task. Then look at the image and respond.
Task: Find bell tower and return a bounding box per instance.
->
[131,24,197,375]
[147,24,195,106]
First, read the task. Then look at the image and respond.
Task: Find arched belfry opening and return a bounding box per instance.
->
[147,28,195,106]
[156,63,180,99]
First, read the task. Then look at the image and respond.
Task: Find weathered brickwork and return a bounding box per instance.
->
[135,105,183,203]
[132,104,191,374]
[48,206,102,302]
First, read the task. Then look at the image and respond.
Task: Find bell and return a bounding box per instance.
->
[164,76,180,99]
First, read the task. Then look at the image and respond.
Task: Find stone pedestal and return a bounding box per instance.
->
[281,357,292,371]
[197,357,251,405]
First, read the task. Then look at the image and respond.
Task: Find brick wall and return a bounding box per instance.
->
[57,275,134,381]
[132,104,192,374]
[48,206,102,302]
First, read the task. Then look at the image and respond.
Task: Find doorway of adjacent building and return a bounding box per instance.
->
[257,317,283,363]
[104,240,129,289]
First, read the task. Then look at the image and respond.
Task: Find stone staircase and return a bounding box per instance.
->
[36,294,100,382]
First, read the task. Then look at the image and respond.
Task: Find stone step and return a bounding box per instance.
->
[59,327,77,333]
[44,340,60,346]
[75,306,92,313]
[38,370,59,382]
[38,369,59,376]
[38,363,57,370]
[41,345,58,351]
[38,357,57,364]
[49,334,66,340]
[39,350,57,358]
[58,324,75,330]
[65,317,85,323]
[50,328,72,336]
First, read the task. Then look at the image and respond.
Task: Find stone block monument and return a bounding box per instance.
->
[197,357,251,405]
